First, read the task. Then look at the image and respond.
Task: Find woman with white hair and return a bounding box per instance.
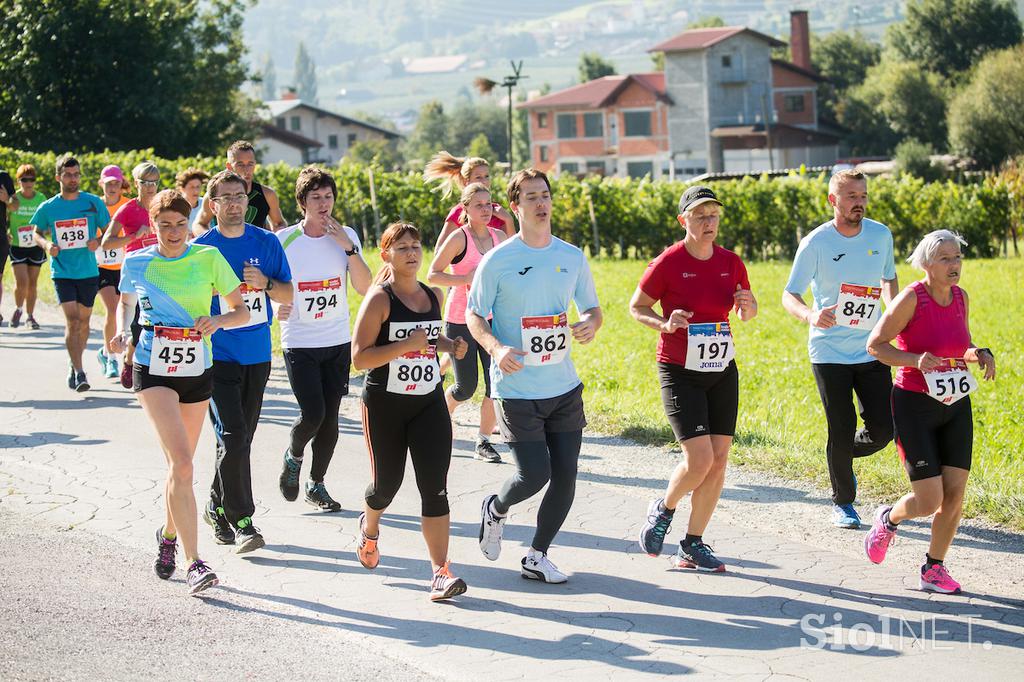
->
[865,229,996,594]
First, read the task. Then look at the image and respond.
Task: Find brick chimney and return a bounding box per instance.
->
[281,87,298,101]
[790,10,812,71]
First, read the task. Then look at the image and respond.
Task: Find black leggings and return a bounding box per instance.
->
[445,321,492,401]
[361,388,452,517]
[494,430,582,553]
[283,343,351,482]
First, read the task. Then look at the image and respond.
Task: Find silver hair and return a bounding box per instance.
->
[132,161,160,181]
[907,229,967,271]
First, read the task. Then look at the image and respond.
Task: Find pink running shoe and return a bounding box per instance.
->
[920,563,962,594]
[864,505,896,564]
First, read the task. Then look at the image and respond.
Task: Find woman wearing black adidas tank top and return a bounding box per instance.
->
[352,222,470,601]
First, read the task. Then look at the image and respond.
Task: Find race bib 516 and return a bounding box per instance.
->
[150,326,204,377]
[685,322,735,372]
[835,283,881,329]
[521,312,570,366]
[924,358,978,405]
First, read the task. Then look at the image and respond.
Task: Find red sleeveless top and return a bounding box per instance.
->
[894,281,970,393]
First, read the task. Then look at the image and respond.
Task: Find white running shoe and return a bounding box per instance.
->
[521,552,568,584]
[478,494,506,561]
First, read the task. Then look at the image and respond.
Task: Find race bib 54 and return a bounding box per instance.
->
[219,283,268,329]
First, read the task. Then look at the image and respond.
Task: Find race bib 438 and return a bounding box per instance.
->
[55,218,90,250]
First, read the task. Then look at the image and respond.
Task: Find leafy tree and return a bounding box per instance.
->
[467,133,497,162]
[894,138,944,181]
[650,52,665,71]
[688,16,726,28]
[578,52,616,82]
[888,0,1023,78]
[348,139,404,170]
[949,45,1024,167]
[260,53,278,101]
[839,60,948,155]
[0,0,256,157]
[295,42,318,103]
[811,31,882,120]
[402,100,451,164]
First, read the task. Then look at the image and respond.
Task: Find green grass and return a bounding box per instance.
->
[8,253,1022,527]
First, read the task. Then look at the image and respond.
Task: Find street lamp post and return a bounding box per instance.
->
[475,60,528,173]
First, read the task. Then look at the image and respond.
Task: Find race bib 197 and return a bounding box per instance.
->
[685,322,735,372]
[219,283,268,329]
[17,226,35,248]
[924,358,978,405]
[150,326,204,377]
[521,312,570,366]
[54,218,90,250]
[835,283,881,329]
[297,277,344,323]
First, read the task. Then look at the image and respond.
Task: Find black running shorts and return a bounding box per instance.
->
[893,386,973,481]
[133,363,214,404]
[658,360,739,442]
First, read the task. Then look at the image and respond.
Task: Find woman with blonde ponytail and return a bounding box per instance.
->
[423,151,515,251]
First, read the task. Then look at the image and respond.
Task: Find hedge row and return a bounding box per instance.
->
[3,147,1020,260]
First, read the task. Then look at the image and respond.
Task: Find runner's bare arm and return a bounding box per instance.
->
[242,264,293,305]
[191,195,215,237]
[782,290,836,328]
[570,306,602,344]
[196,286,249,335]
[433,220,460,253]
[33,227,58,256]
[881,276,900,306]
[351,288,428,370]
[866,287,937,369]
[263,186,288,231]
[961,290,996,380]
[427,230,471,287]
[493,204,516,237]
[466,310,525,374]
[100,219,133,250]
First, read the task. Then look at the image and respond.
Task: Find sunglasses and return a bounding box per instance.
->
[19,177,36,182]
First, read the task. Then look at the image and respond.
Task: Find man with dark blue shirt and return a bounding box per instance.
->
[194,170,293,552]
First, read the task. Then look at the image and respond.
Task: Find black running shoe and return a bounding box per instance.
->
[67,365,77,390]
[203,500,235,545]
[234,517,265,554]
[305,481,341,512]
[279,451,301,501]
[186,560,219,596]
[75,370,90,392]
[671,540,726,573]
[154,527,177,580]
[638,498,674,557]
[474,439,502,463]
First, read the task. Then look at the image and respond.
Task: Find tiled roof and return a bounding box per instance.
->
[263,100,402,139]
[648,26,785,52]
[519,73,669,109]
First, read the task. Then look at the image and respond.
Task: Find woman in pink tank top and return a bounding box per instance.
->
[428,183,507,462]
[865,230,996,595]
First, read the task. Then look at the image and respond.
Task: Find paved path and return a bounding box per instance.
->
[2,309,1023,680]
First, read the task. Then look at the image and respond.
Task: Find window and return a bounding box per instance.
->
[347,133,357,147]
[583,112,603,138]
[537,112,548,128]
[560,162,580,174]
[586,160,606,175]
[539,146,549,162]
[626,161,654,179]
[276,117,286,129]
[328,134,339,149]
[784,94,806,112]
[290,116,301,131]
[623,111,652,137]
[556,113,577,139]
[722,55,732,68]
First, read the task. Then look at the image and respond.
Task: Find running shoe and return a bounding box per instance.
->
[97,348,109,375]
[120,361,133,389]
[671,540,726,572]
[638,498,674,557]
[10,309,22,328]
[920,563,962,594]
[279,451,301,501]
[154,527,177,580]
[75,370,90,393]
[203,500,235,545]
[305,481,341,512]
[430,562,468,601]
[234,517,265,554]
[832,503,861,529]
[186,560,219,596]
[521,553,568,584]
[27,316,40,330]
[474,440,502,463]
[356,512,380,570]
[105,355,119,380]
[67,365,77,390]
[478,494,506,561]
[864,504,897,564]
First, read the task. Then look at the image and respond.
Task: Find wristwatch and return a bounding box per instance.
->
[345,245,359,256]
[265,279,274,292]
[975,347,993,360]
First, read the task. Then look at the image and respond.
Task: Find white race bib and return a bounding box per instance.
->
[96,246,124,267]
[126,234,158,253]
[924,358,978,405]
[219,283,268,329]
[386,346,440,395]
[17,226,35,248]
[521,312,570,366]
[54,218,90,250]
[297,277,344,323]
[150,326,204,377]
[685,322,736,372]
[835,283,882,329]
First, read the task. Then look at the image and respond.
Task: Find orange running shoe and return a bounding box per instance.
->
[357,512,379,570]
[430,562,468,602]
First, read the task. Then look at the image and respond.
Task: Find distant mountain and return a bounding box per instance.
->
[243,0,905,124]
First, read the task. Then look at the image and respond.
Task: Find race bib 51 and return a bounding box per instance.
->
[835,283,881,329]
[924,358,978,405]
[521,312,570,366]
[150,326,204,377]
[17,226,35,248]
[685,322,735,372]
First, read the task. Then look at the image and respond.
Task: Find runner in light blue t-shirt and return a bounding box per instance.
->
[467,169,602,585]
[782,170,899,530]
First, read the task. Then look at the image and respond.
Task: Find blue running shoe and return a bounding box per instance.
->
[832,503,861,529]
[639,498,674,556]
